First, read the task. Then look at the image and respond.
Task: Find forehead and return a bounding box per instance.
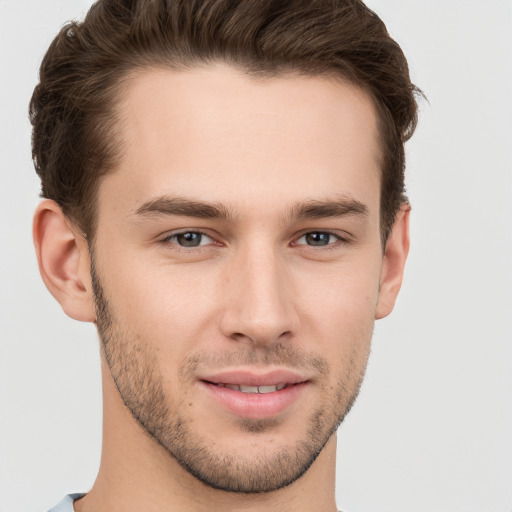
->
[100,64,381,221]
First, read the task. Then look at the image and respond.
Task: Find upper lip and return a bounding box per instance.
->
[199,369,310,387]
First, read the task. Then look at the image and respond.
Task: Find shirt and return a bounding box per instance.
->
[47,494,85,512]
[48,493,346,511]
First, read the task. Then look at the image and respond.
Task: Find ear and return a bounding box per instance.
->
[375,205,411,320]
[33,199,96,322]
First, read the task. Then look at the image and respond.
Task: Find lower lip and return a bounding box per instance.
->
[200,381,309,419]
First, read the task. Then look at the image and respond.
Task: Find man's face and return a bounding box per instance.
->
[91,64,386,492]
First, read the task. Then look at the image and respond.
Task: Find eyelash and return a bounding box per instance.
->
[160,231,216,249]
[293,231,348,249]
[159,230,349,250]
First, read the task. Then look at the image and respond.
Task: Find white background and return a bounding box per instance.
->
[0,1,511,511]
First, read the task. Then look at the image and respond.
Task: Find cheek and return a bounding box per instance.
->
[295,256,381,320]
[293,257,380,360]
[102,259,222,347]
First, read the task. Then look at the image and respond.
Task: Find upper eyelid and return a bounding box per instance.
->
[293,229,350,241]
[158,231,216,251]
[160,229,213,240]
[293,231,347,245]
[155,232,207,250]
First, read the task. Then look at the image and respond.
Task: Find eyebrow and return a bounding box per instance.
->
[133,196,236,221]
[288,198,368,222]
[131,195,368,223]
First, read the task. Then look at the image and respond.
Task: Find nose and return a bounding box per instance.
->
[219,243,298,347]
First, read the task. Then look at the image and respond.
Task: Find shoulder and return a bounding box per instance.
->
[47,494,86,512]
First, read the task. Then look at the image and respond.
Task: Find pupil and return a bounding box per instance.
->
[177,232,201,247]
[306,232,329,246]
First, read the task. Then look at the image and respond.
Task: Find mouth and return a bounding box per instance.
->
[199,370,310,419]
[206,382,291,393]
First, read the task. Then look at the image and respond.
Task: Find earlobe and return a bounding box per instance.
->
[33,199,96,322]
[375,205,411,320]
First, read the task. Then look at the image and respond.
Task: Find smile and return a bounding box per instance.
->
[198,370,310,419]
[210,383,289,393]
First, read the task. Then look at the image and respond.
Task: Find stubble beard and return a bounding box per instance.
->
[90,256,371,494]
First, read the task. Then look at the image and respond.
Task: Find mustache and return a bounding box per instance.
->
[181,342,328,379]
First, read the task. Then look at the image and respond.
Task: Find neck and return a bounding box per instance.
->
[75,362,339,512]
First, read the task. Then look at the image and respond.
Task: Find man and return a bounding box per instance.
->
[30,0,420,510]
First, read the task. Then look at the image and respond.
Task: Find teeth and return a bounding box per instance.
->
[258,385,278,394]
[240,385,259,393]
[216,383,289,394]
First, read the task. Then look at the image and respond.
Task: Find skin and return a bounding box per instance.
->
[33,64,410,512]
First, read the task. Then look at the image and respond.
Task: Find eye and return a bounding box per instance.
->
[295,231,342,247]
[163,231,214,248]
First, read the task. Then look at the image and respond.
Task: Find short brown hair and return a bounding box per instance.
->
[30,0,421,243]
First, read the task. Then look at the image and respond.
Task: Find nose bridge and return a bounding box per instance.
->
[220,238,296,345]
